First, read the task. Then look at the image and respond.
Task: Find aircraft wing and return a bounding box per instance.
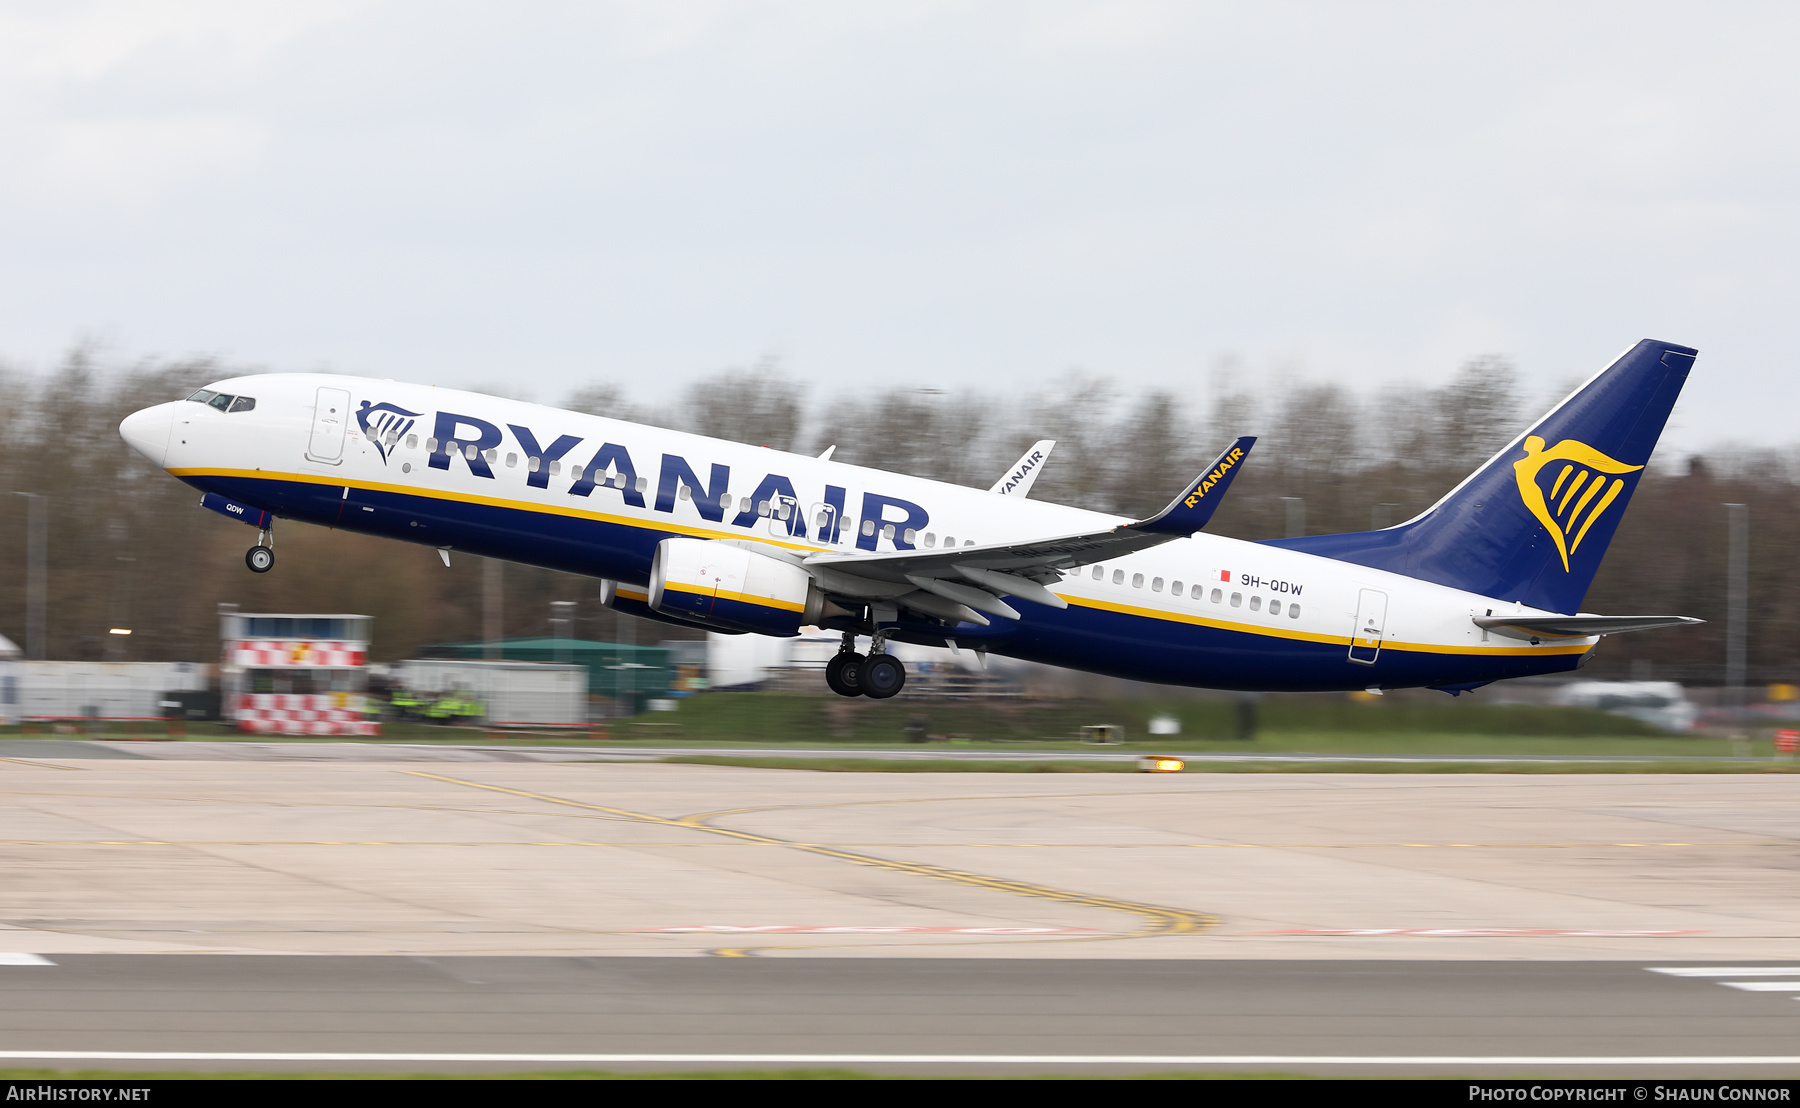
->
[989,440,1056,496]
[804,437,1254,620]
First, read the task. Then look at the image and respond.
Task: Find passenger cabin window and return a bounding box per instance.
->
[924,533,936,548]
[678,485,692,501]
[1131,573,1144,589]
[529,456,541,473]
[1211,588,1223,603]
[902,528,917,544]
[1151,577,1164,593]
[1092,566,1103,580]
[571,466,585,481]
[942,535,954,546]
[862,519,876,537]
[1112,569,1125,585]
[1249,596,1262,612]
[549,460,561,476]
[227,396,255,413]
[1289,604,1302,619]
[505,452,517,468]
[1172,581,1184,596]
[406,435,418,449]
[1269,600,1282,616]
[1230,592,1243,607]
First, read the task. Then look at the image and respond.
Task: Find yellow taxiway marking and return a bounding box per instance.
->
[0,758,82,771]
[402,770,1218,937]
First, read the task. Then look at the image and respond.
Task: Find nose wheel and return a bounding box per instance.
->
[245,527,274,573]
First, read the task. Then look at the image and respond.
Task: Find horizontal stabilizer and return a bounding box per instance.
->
[1474,614,1704,641]
[1133,437,1256,536]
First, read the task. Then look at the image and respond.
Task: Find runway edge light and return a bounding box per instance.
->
[1138,755,1185,773]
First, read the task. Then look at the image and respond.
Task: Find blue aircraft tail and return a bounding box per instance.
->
[1266,339,1697,614]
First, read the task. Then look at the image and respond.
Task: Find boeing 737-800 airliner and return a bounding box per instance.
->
[117,339,1702,699]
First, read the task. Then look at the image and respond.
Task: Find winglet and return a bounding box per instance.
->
[1132,436,1256,536]
[990,439,1057,496]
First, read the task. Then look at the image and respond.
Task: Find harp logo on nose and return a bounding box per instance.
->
[355,401,421,464]
[1512,435,1643,572]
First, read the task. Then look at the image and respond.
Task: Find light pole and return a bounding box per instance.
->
[12,492,45,660]
[1725,502,1748,711]
[483,557,503,659]
[1281,496,1305,538]
[550,600,575,665]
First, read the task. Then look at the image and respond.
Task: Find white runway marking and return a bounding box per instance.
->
[1650,967,1800,1001]
[1651,967,1800,977]
[0,954,53,966]
[1,1052,1799,1066]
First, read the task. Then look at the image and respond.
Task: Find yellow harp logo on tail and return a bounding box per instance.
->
[1512,436,1643,572]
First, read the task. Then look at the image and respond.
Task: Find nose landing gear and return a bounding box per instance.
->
[246,528,274,573]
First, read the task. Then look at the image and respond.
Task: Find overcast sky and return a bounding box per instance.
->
[2,2,1796,451]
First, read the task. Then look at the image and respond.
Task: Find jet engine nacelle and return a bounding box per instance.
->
[649,537,828,637]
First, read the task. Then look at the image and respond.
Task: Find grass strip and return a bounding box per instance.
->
[662,755,1800,774]
[0,1067,881,1081]
[0,1066,1305,1080]
[663,756,1137,773]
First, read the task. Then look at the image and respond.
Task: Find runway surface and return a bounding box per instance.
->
[4,754,1800,1074]
[3,757,1800,960]
[3,956,1799,1075]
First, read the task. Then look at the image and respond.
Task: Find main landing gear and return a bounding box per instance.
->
[826,632,907,700]
[245,527,274,573]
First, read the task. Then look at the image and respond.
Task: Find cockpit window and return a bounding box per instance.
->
[186,389,244,411]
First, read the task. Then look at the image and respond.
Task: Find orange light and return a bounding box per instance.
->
[108,628,131,636]
[1139,756,1185,773]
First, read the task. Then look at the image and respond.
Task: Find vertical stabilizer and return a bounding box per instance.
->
[1268,340,1697,614]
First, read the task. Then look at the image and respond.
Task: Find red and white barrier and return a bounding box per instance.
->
[233,693,379,736]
